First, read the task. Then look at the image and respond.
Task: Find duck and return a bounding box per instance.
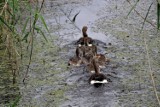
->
[84,44,97,56]
[88,59,108,88]
[77,26,94,46]
[93,54,110,68]
[68,55,83,66]
[83,53,110,69]
[86,59,100,74]
[76,42,85,58]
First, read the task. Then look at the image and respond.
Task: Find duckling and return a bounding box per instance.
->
[94,54,110,68]
[89,59,108,88]
[77,26,94,46]
[68,56,83,66]
[84,44,97,56]
[82,54,93,64]
[76,44,85,58]
[86,59,100,74]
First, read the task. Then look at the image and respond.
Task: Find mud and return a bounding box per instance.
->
[1,0,160,107]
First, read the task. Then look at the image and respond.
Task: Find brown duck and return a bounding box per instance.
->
[89,59,108,88]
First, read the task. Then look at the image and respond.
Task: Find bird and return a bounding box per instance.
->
[76,43,85,58]
[68,55,83,66]
[77,26,94,46]
[93,54,110,68]
[84,44,97,57]
[88,59,108,88]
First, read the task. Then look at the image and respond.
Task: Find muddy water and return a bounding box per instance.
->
[14,0,160,107]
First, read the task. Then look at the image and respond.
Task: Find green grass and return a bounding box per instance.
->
[0,0,49,106]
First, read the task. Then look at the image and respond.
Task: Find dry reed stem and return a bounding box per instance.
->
[0,1,8,16]
[143,34,160,106]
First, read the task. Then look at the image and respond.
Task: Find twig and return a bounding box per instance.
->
[39,0,45,12]
[23,0,45,83]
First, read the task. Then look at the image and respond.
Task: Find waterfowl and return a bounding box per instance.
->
[84,44,97,56]
[94,54,110,68]
[89,59,108,88]
[68,56,83,66]
[76,44,85,58]
[82,54,93,64]
[77,26,94,46]
[86,59,100,74]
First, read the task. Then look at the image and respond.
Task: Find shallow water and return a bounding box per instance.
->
[1,0,160,107]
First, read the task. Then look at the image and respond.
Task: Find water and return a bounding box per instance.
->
[1,0,159,107]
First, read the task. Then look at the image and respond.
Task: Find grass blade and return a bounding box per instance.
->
[22,17,30,35]
[157,2,160,29]
[38,14,50,33]
[22,32,30,42]
[34,26,48,42]
[127,0,139,17]
[140,2,153,33]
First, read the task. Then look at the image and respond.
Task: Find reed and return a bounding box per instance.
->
[0,0,49,83]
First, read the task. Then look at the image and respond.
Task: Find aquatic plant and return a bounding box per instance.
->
[0,0,50,83]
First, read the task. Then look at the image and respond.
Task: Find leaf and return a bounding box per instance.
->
[22,32,30,42]
[38,14,50,33]
[22,17,30,35]
[34,26,48,42]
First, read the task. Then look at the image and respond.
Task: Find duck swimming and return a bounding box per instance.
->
[89,59,108,88]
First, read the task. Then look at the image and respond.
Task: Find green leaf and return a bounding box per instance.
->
[22,17,30,35]
[38,14,50,33]
[22,32,30,42]
[34,26,48,42]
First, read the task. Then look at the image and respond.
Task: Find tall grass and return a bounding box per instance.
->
[0,0,49,83]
